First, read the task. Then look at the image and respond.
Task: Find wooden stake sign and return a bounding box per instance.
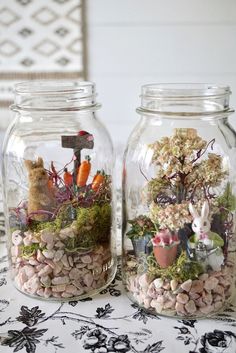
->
[61,131,94,184]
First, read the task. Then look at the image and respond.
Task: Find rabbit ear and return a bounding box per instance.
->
[24,159,33,171]
[189,203,199,218]
[37,157,44,168]
[201,201,209,219]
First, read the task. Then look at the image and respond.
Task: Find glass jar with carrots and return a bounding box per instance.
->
[2,81,117,301]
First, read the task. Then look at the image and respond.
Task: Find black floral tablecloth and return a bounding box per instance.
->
[0,230,236,353]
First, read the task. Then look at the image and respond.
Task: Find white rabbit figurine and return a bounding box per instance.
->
[188,201,224,271]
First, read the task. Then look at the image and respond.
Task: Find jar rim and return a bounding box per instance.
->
[138,83,233,117]
[12,80,100,112]
[14,80,95,95]
[141,83,231,99]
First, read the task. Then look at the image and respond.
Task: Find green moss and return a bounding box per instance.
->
[63,203,112,251]
[27,202,112,252]
[217,183,236,211]
[21,243,41,259]
[146,251,203,282]
[76,203,111,243]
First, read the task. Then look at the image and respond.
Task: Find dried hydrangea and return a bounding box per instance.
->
[150,129,207,171]
[188,153,228,189]
[150,201,192,231]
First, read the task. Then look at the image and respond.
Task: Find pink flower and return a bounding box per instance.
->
[152,229,180,247]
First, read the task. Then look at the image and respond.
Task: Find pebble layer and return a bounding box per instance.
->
[10,228,112,299]
[127,265,234,317]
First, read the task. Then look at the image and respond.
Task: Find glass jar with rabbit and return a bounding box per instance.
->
[2,81,116,301]
[122,84,236,318]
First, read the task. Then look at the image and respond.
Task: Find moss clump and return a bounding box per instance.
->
[76,203,111,243]
[29,217,63,233]
[64,203,112,251]
[217,183,236,211]
[27,202,111,252]
[146,251,203,282]
[21,243,41,259]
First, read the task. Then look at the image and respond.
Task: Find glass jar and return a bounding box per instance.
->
[122,83,236,318]
[2,81,116,300]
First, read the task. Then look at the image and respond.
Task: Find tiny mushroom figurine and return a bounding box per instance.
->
[188,201,224,271]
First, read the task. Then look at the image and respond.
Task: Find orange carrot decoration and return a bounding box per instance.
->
[92,170,105,191]
[48,177,54,189]
[77,155,91,187]
[63,168,73,187]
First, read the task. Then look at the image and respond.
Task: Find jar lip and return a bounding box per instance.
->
[12,80,100,112]
[139,83,233,116]
[141,83,231,99]
[14,80,95,96]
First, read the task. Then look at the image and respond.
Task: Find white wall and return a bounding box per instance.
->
[86,0,236,150]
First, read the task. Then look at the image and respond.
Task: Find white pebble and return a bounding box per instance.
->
[176,293,189,304]
[66,284,79,295]
[52,284,66,292]
[37,288,45,297]
[81,255,92,264]
[204,277,219,291]
[54,250,64,262]
[36,264,44,272]
[76,263,87,269]
[24,265,35,278]
[69,268,82,280]
[36,249,45,263]
[11,245,21,257]
[40,230,54,244]
[12,230,23,245]
[61,292,73,298]
[24,276,40,294]
[93,265,103,276]
[55,241,65,249]
[44,288,52,298]
[40,275,51,287]
[139,273,150,289]
[52,292,62,298]
[154,278,164,289]
[61,254,69,268]
[181,279,192,292]
[68,256,73,267]
[53,261,63,275]
[170,279,178,291]
[175,302,185,315]
[46,243,54,250]
[23,237,32,246]
[29,259,40,266]
[185,300,196,314]
[42,250,55,259]
[52,276,69,285]
[199,305,214,314]
[59,227,74,239]
[45,259,56,269]
[38,265,52,277]
[84,273,93,287]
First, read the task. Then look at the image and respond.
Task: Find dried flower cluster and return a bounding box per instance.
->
[150,202,192,231]
[146,128,227,232]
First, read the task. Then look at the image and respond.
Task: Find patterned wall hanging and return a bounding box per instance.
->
[0,0,86,127]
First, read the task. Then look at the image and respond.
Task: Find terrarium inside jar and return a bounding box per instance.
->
[122,84,236,318]
[2,81,116,300]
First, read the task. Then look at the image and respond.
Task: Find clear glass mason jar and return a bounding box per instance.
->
[122,83,236,318]
[2,81,116,300]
